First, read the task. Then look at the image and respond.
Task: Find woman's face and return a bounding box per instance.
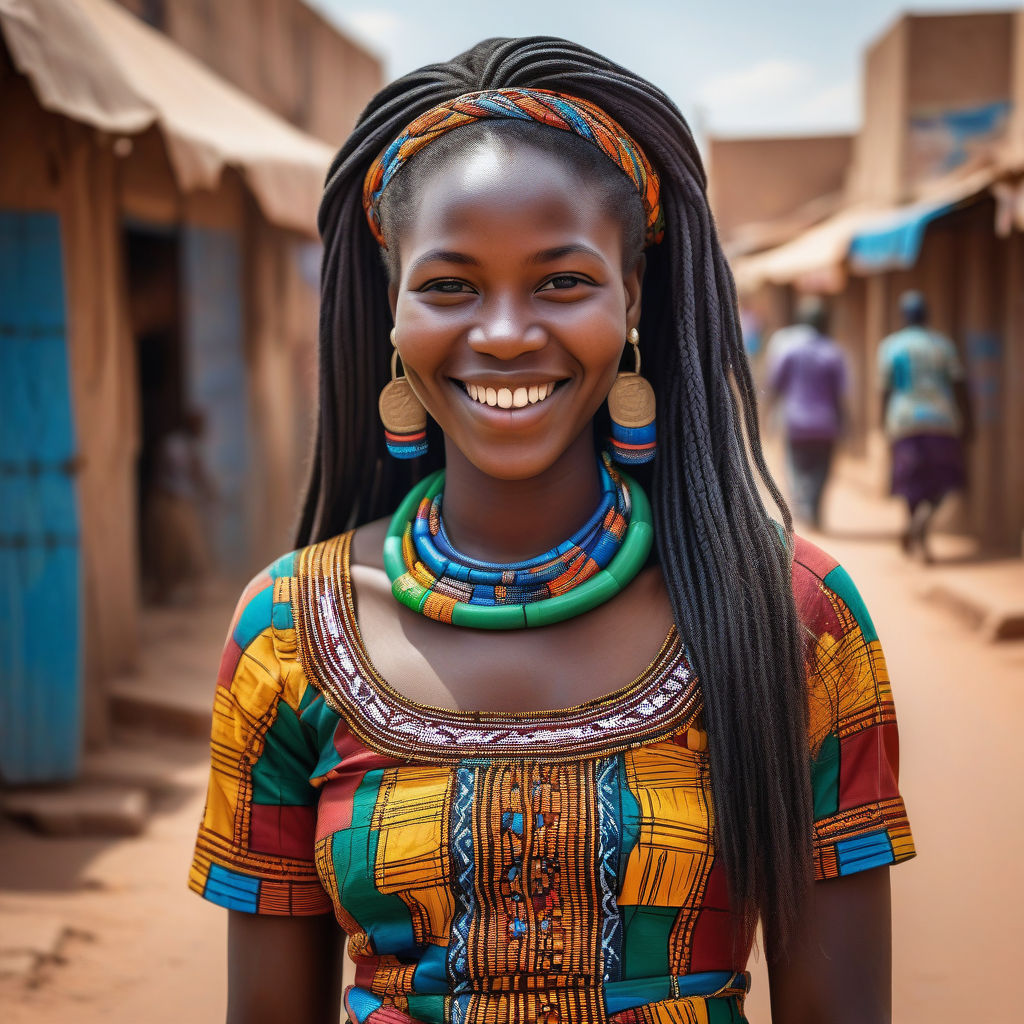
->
[388,140,643,481]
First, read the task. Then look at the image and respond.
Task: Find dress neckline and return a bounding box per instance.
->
[291,531,702,763]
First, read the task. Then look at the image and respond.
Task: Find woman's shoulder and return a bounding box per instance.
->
[224,517,392,650]
[791,534,879,649]
[791,535,895,758]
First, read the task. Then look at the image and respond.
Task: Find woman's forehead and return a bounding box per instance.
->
[397,142,615,247]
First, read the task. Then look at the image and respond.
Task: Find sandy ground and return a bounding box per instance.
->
[1,463,1021,1023]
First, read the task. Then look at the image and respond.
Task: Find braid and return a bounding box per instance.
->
[297,36,812,951]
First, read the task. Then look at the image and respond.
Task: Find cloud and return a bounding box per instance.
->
[696,60,860,135]
[697,59,813,109]
[791,79,859,130]
[342,9,402,42]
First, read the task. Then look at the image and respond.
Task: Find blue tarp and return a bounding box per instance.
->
[847,199,955,272]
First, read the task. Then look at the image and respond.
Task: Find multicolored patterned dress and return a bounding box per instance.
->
[190,532,914,1023]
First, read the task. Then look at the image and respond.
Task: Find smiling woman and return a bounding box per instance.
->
[189,36,914,1024]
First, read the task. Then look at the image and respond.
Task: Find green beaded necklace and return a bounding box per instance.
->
[383,466,654,630]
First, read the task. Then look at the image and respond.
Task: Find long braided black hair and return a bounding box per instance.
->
[297,37,812,950]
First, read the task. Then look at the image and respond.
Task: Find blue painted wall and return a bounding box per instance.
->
[0,210,82,782]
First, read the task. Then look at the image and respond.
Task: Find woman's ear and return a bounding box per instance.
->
[624,253,645,329]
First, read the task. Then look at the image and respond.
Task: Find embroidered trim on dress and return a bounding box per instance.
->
[291,532,701,763]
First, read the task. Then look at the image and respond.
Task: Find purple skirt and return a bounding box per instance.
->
[890,434,965,507]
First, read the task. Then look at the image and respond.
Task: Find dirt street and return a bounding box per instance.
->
[1,468,1021,1023]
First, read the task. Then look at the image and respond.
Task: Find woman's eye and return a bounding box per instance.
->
[420,279,473,294]
[538,274,587,292]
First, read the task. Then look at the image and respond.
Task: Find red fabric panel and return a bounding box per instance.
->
[315,768,364,839]
[216,637,243,688]
[792,536,845,641]
[248,802,316,859]
[839,723,900,811]
[688,859,737,973]
[793,534,840,581]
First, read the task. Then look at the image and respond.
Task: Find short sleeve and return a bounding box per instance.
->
[792,538,916,882]
[189,552,333,915]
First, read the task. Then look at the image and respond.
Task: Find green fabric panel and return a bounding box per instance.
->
[810,732,841,820]
[331,769,416,956]
[707,996,747,1023]
[250,702,319,806]
[297,682,320,714]
[823,564,878,644]
[619,754,642,872]
[620,905,676,978]
[405,995,445,1023]
[300,693,344,780]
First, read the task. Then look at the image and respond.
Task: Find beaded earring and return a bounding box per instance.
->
[379,328,428,459]
[607,327,656,465]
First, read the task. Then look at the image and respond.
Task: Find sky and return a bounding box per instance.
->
[310,1,1018,139]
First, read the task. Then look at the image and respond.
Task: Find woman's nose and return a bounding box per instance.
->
[466,298,547,360]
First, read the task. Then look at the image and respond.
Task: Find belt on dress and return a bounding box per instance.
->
[603,969,750,1014]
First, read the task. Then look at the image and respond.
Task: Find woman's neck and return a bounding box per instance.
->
[439,431,603,563]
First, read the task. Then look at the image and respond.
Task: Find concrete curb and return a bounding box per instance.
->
[920,561,1024,641]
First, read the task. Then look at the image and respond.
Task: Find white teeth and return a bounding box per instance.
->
[464,382,558,408]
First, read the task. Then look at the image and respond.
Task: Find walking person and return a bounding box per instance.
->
[879,290,972,561]
[769,296,848,529]
[189,38,914,1024]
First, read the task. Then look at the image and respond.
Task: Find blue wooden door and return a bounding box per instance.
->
[0,210,82,782]
[181,226,248,575]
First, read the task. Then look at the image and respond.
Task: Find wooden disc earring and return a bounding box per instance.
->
[379,328,428,459]
[607,327,656,465]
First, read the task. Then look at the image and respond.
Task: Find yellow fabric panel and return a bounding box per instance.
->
[619,741,714,908]
[272,576,312,715]
[372,766,455,945]
[222,629,285,743]
[200,627,291,848]
[632,996,710,1024]
[806,593,893,751]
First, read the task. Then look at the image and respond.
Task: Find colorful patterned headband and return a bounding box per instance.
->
[362,88,663,248]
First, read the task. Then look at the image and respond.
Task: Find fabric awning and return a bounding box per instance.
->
[848,198,955,272]
[848,168,998,272]
[732,205,888,293]
[733,167,997,291]
[0,0,336,235]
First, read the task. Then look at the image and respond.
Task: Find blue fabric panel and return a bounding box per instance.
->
[346,985,384,1022]
[233,583,274,651]
[837,828,894,875]
[604,971,739,1013]
[0,209,82,783]
[412,942,449,993]
[204,863,260,912]
[268,550,297,580]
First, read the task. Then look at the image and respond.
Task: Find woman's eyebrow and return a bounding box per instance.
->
[408,249,480,273]
[528,244,604,265]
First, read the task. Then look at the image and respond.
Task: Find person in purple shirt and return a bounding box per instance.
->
[769,296,848,528]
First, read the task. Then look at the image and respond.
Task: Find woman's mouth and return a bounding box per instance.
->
[456,380,563,410]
